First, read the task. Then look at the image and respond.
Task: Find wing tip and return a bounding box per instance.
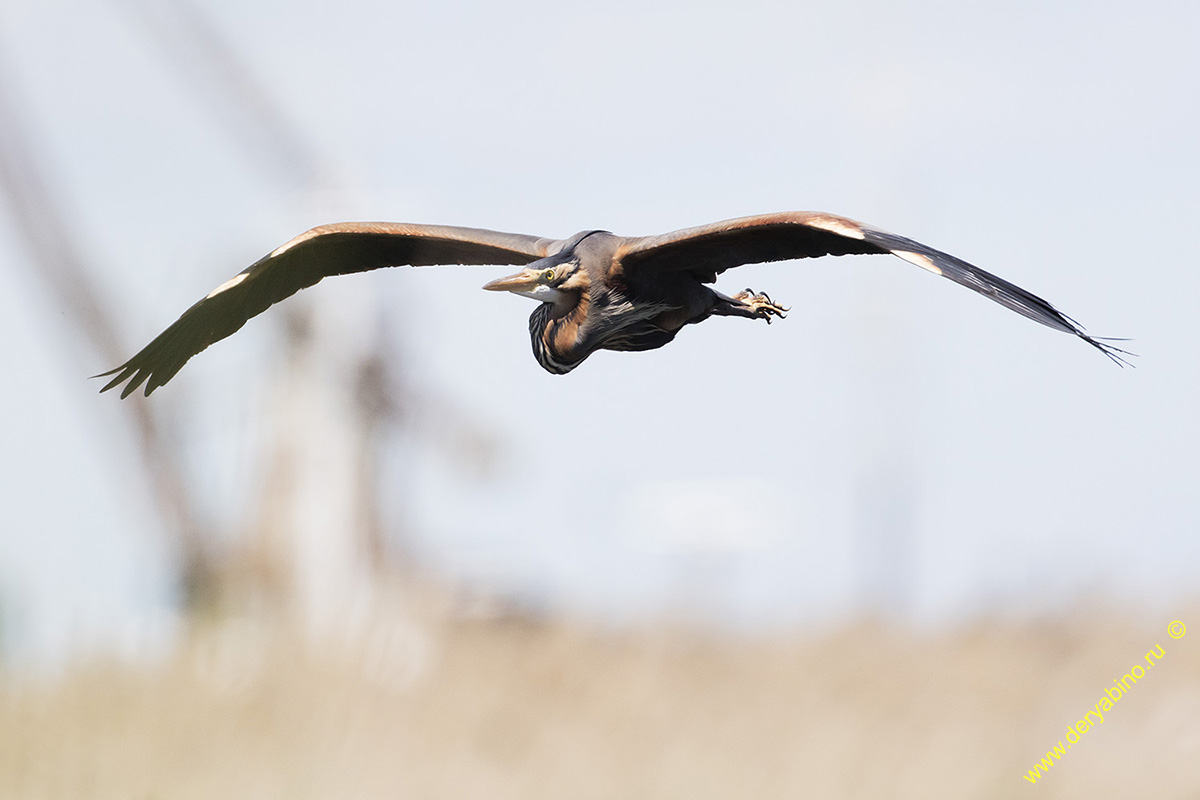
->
[93,360,160,398]
[1082,335,1137,368]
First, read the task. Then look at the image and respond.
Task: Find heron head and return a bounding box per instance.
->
[482,255,585,315]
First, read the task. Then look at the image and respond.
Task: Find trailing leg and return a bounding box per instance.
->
[710,288,788,323]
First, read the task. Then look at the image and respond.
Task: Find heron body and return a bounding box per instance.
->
[97,211,1127,397]
[492,230,712,374]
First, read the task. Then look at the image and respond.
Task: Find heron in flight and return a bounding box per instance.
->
[97,211,1127,397]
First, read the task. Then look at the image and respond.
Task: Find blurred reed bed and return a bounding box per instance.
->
[2,598,1197,799]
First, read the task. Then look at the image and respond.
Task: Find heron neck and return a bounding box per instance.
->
[545,289,589,353]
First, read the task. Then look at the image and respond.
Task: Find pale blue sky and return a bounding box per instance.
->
[2,0,1197,664]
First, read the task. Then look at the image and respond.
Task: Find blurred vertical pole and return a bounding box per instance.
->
[0,38,211,603]
[850,281,917,621]
[115,0,403,628]
[845,69,924,623]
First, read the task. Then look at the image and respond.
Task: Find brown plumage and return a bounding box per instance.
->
[97,211,1129,396]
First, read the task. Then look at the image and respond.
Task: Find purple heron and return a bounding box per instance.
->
[97,211,1128,397]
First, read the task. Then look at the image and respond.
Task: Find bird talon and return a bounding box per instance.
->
[732,288,787,322]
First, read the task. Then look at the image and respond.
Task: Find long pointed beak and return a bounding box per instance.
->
[482,267,542,293]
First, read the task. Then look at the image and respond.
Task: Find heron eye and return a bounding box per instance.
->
[542,268,556,282]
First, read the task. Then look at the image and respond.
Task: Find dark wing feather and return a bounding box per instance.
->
[98,222,555,397]
[619,211,1130,365]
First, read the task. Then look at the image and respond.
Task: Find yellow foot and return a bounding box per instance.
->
[732,288,788,323]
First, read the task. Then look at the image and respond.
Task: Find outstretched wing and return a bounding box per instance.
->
[98,222,556,397]
[618,211,1130,365]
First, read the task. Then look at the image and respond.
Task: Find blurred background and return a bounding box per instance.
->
[1,0,1198,796]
